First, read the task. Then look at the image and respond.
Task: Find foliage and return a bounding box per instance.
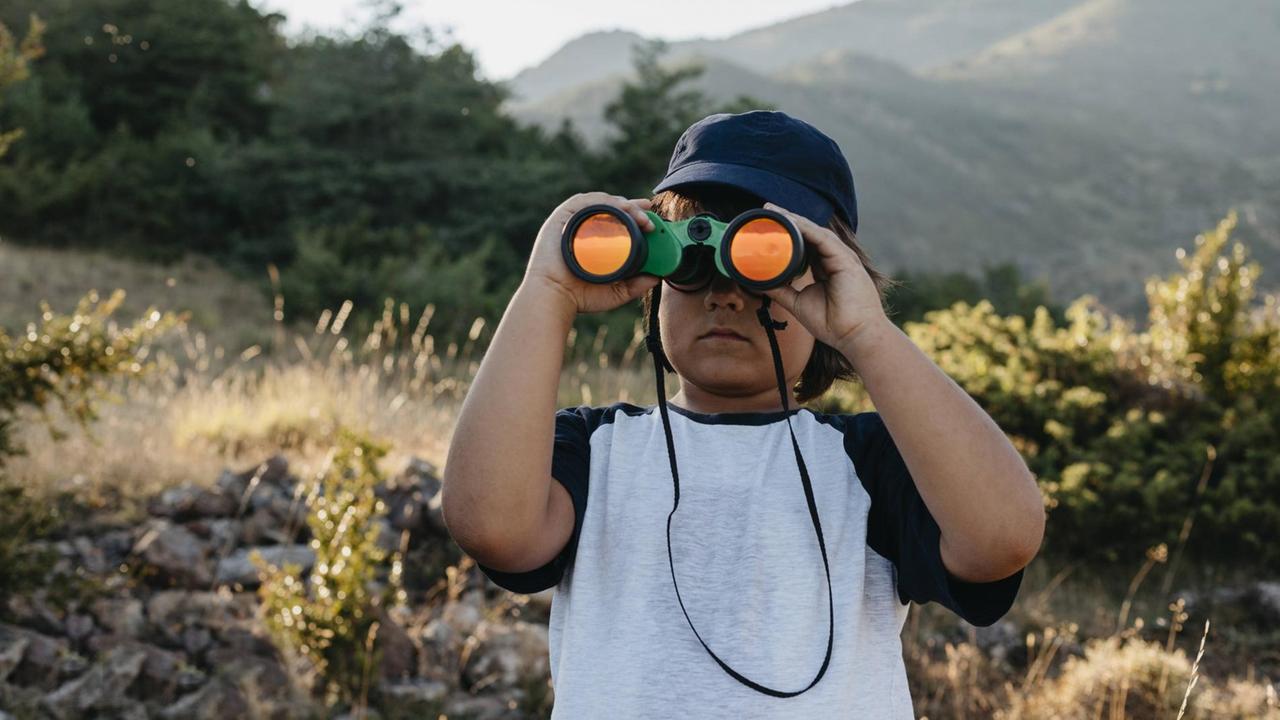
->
[887,260,1064,327]
[890,211,1280,566]
[0,1,777,357]
[0,12,44,157]
[255,426,406,709]
[590,38,769,198]
[0,288,182,606]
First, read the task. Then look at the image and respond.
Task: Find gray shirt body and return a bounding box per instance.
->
[477,402,1022,718]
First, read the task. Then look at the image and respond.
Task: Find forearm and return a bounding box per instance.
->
[839,318,1045,582]
[442,279,577,555]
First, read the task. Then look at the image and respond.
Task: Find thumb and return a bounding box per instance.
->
[763,284,799,314]
[625,273,660,300]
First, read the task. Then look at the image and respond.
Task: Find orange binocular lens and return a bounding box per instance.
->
[569,211,634,277]
[727,217,795,283]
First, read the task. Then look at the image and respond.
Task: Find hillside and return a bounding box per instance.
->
[500,0,1280,317]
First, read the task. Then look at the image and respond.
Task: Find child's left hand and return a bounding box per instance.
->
[760,201,890,353]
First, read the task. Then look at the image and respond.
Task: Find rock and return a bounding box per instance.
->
[972,618,1023,666]
[379,679,449,713]
[132,519,212,586]
[148,484,235,520]
[381,456,447,537]
[146,589,255,645]
[159,677,249,719]
[71,536,108,575]
[375,609,418,680]
[1257,581,1280,616]
[214,544,315,588]
[55,652,89,682]
[186,518,240,555]
[91,598,146,639]
[64,613,95,644]
[0,636,28,683]
[5,592,65,635]
[442,596,484,637]
[215,627,276,657]
[238,505,299,545]
[420,618,462,674]
[215,470,246,503]
[376,518,403,553]
[240,453,292,487]
[205,647,289,702]
[175,665,206,694]
[181,626,212,657]
[1175,580,1280,630]
[461,620,549,693]
[444,692,522,720]
[97,530,135,570]
[217,454,293,508]
[0,623,69,690]
[86,635,187,703]
[40,644,146,720]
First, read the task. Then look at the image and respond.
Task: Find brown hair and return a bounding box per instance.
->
[641,183,899,404]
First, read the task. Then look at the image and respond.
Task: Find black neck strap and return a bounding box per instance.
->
[643,283,834,698]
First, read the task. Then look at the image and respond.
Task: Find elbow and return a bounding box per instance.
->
[943,473,1046,582]
[995,475,1046,575]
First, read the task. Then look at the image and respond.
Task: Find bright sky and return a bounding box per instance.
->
[251,0,850,82]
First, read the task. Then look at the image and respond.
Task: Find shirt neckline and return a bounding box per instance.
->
[660,400,806,426]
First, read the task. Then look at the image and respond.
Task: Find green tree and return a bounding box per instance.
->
[887,261,1063,326]
[591,38,770,197]
[0,12,44,157]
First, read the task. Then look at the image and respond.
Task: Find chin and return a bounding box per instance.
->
[676,366,763,392]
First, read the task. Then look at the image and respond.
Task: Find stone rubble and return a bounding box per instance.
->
[0,453,554,719]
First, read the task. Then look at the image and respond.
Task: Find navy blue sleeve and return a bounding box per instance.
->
[844,411,1023,626]
[474,406,591,594]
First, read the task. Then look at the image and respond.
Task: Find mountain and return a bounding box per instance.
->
[500,0,1080,109]
[500,0,1280,317]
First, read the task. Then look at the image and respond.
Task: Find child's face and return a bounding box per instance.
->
[660,267,816,404]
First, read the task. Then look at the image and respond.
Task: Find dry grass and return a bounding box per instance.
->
[0,236,277,368]
[3,246,1278,717]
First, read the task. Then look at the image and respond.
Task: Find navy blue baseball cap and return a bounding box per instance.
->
[651,110,858,232]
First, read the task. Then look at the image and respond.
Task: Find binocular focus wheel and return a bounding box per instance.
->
[561,204,647,283]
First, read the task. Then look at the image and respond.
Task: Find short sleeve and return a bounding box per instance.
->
[844,411,1023,627]
[474,406,591,594]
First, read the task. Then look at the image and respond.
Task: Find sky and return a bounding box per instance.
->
[250,0,850,83]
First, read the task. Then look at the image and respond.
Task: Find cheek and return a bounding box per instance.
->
[768,305,817,365]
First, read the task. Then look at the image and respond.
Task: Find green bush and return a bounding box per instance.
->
[0,289,182,607]
[255,426,406,710]
[889,211,1280,566]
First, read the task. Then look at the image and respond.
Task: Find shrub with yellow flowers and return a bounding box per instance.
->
[255,427,407,710]
[872,211,1280,567]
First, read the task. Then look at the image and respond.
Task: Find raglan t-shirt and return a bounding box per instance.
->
[474,401,1024,719]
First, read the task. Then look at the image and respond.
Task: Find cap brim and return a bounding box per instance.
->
[651,161,835,226]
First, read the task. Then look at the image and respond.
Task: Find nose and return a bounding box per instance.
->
[703,273,748,311]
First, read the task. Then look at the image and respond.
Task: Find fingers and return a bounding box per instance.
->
[576,191,653,232]
[602,273,658,310]
[763,283,800,315]
[763,201,844,261]
[620,195,656,231]
[626,273,660,299]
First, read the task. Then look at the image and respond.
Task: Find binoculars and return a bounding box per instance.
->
[560,204,811,294]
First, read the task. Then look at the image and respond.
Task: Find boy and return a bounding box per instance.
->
[443,110,1045,718]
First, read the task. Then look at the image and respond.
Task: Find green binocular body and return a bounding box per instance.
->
[560,204,810,293]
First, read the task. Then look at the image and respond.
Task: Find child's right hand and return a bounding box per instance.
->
[524,192,661,316]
